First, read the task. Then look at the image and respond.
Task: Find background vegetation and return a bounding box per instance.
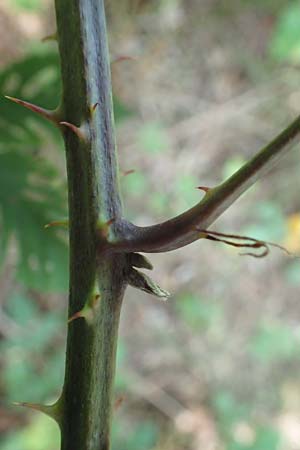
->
[0,0,300,449]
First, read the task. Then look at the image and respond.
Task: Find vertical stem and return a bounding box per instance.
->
[54,1,125,449]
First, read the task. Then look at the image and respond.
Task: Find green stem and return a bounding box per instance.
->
[54,1,126,449]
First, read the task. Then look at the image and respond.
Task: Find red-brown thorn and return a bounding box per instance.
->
[196,186,210,193]
[59,121,85,139]
[122,169,136,177]
[5,95,59,124]
[111,55,135,65]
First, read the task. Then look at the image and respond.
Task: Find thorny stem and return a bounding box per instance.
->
[54,1,126,449]
[112,114,300,253]
[7,0,300,448]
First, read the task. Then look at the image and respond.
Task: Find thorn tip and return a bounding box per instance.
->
[196,186,210,193]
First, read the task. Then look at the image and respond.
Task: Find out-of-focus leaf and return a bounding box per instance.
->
[270,3,300,62]
[0,150,68,291]
[175,174,201,210]
[123,171,148,196]
[222,156,247,180]
[175,293,223,332]
[242,201,286,242]
[0,51,62,148]
[249,321,299,362]
[228,425,280,450]
[213,390,250,429]
[12,0,42,11]
[2,414,60,450]
[284,260,300,286]
[0,51,68,291]
[113,96,133,123]
[138,122,169,154]
[112,420,159,450]
[250,426,280,450]
[2,292,65,402]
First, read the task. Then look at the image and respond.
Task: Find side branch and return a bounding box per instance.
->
[114,114,300,253]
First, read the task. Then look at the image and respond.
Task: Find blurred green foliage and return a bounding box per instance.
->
[242,201,287,242]
[249,321,299,363]
[175,293,223,332]
[1,415,60,450]
[138,122,169,155]
[2,292,65,403]
[213,390,281,450]
[0,51,66,291]
[284,260,300,286]
[12,0,42,12]
[112,421,159,450]
[270,2,300,63]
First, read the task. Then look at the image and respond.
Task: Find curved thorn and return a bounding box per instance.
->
[44,220,69,229]
[196,186,210,193]
[92,102,99,112]
[59,121,86,140]
[68,294,100,323]
[114,395,125,411]
[4,96,59,125]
